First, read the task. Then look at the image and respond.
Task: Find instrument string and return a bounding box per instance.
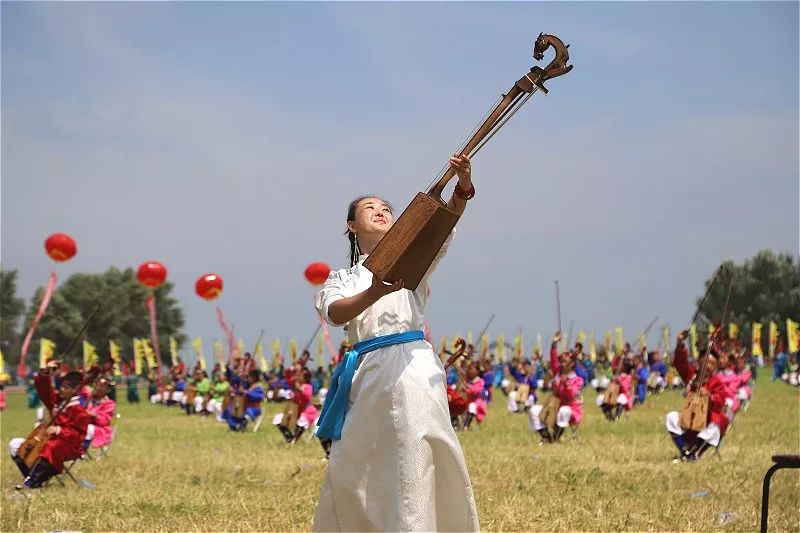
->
[470,88,537,159]
[424,95,503,193]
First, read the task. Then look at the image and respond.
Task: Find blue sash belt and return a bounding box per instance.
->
[315,330,425,440]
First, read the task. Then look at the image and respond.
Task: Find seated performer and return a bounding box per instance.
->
[734,354,753,407]
[463,362,487,429]
[648,352,668,394]
[83,377,115,451]
[665,330,729,462]
[275,366,318,443]
[529,332,583,443]
[227,370,264,432]
[634,356,649,405]
[8,363,91,489]
[506,360,537,413]
[192,370,212,415]
[207,372,231,422]
[591,353,611,391]
[598,360,633,421]
[717,352,742,417]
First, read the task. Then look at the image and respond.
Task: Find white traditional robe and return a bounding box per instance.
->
[313,230,479,532]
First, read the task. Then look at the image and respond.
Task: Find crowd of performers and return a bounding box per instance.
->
[3,322,769,487]
[144,348,331,456]
[443,325,758,462]
[7,361,117,489]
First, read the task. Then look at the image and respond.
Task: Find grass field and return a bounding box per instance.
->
[1,373,798,532]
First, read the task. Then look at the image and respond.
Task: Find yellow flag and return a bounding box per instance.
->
[787,318,799,354]
[40,338,56,368]
[614,327,624,353]
[236,338,246,359]
[661,326,670,354]
[768,321,778,357]
[708,323,716,339]
[169,337,179,367]
[728,323,739,340]
[109,340,122,377]
[689,324,699,357]
[480,334,489,355]
[514,335,522,358]
[576,330,586,344]
[256,341,268,372]
[535,334,542,355]
[589,333,597,361]
[0,349,5,373]
[213,339,225,364]
[604,331,611,354]
[497,334,505,360]
[272,338,281,369]
[467,331,474,347]
[141,339,156,369]
[290,339,297,363]
[82,340,98,368]
[192,337,206,371]
[133,338,144,375]
[751,323,763,356]
[637,332,646,351]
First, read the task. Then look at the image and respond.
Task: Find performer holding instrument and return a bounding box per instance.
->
[8,361,91,489]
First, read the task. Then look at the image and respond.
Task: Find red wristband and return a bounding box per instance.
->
[454,182,475,200]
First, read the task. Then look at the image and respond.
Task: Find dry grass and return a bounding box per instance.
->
[1,374,798,532]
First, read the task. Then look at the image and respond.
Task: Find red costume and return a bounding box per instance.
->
[672,343,729,434]
[34,374,91,472]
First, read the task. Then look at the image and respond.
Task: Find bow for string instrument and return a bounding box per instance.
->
[678,268,732,432]
[18,305,102,468]
[364,33,573,290]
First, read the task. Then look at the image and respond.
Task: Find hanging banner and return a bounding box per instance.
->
[19,272,58,377]
[215,306,235,361]
[145,295,163,372]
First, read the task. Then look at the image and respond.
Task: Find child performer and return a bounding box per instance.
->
[463,361,487,429]
[665,330,729,461]
[529,332,584,442]
[83,376,115,451]
[275,366,319,443]
[313,154,479,532]
[227,370,264,432]
[8,362,91,489]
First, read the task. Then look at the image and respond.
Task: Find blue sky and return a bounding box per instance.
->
[2,2,798,362]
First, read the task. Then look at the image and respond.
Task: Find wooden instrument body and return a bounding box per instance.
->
[679,394,709,432]
[515,383,531,411]
[282,401,299,431]
[602,381,620,407]
[539,393,560,429]
[185,384,197,406]
[363,193,458,291]
[646,373,661,389]
[232,395,245,419]
[221,393,232,414]
[18,423,51,469]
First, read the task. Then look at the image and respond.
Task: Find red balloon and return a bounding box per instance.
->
[304,262,331,286]
[44,233,77,262]
[196,273,224,300]
[137,261,168,288]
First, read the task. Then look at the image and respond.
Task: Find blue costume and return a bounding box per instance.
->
[635,366,649,403]
[227,382,265,432]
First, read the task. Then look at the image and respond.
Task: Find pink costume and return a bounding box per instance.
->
[293,383,319,427]
[615,373,634,410]
[550,344,584,425]
[718,370,741,413]
[465,377,487,422]
[87,397,116,448]
[737,369,753,399]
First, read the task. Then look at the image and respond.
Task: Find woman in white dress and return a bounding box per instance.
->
[313,154,480,532]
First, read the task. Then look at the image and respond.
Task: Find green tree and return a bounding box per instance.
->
[0,269,26,362]
[696,250,800,342]
[21,267,186,368]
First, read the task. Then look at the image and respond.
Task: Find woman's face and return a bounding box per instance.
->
[349,198,393,239]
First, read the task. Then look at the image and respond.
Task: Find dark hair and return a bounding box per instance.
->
[249,369,261,381]
[345,195,393,267]
[61,371,82,389]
